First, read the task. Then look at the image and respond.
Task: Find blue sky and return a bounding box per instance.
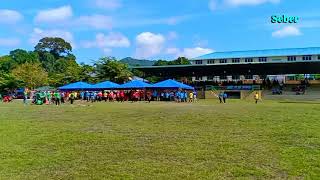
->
[0,0,320,63]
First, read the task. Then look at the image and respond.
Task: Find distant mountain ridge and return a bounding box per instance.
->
[120,57,154,66]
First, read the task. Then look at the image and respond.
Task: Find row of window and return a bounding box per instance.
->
[288,55,314,61]
[195,75,254,80]
[195,55,320,64]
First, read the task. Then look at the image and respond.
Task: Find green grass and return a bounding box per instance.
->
[1,100,320,179]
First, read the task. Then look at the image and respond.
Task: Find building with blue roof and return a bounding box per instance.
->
[188,47,320,82]
[135,47,320,84]
[191,47,320,60]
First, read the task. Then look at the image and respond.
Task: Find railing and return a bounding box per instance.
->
[206,85,261,91]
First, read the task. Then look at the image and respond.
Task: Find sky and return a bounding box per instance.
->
[0,0,320,63]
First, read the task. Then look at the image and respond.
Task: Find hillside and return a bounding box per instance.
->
[120,57,155,66]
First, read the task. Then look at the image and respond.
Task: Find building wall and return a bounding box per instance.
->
[190,54,320,82]
[190,55,320,65]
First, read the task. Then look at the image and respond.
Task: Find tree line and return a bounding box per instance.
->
[0,37,190,91]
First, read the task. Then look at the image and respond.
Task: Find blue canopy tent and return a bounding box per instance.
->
[118,80,152,89]
[152,79,194,90]
[58,81,93,91]
[91,81,119,90]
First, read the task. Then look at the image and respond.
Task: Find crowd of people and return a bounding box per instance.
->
[19,89,199,105]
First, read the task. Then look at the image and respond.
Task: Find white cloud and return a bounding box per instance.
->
[115,15,193,28]
[103,48,112,55]
[167,47,214,58]
[0,37,20,47]
[135,32,166,58]
[35,5,72,23]
[94,0,122,10]
[82,32,130,48]
[181,47,214,58]
[166,47,180,55]
[167,31,178,40]
[225,0,280,6]
[75,15,113,30]
[0,9,23,24]
[209,0,280,10]
[272,26,302,38]
[29,28,75,47]
[209,0,218,11]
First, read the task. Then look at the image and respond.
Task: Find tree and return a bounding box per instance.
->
[153,60,169,66]
[35,37,72,58]
[0,55,13,72]
[11,62,48,89]
[169,57,190,65]
[94,57,133,83]
[79,63,96,83]
[0,72,19,92]
[10,49,39,65]
[153,57,190,66]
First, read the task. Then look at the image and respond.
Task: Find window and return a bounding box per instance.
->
[303,55,312,61]
[219,59,227,63]
[195,76,202,81]
[258,57,267,62]
[195,60,203,64]
[232,75,240,80]
[245,58,253,63]
[245,75,253,79]
[207,60,215,64]
[220,75,227,80]
[232,58,240,63]
[207,76,214,80]
[287,56,296,61]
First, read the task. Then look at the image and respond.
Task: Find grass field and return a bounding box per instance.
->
[1,99,320,179]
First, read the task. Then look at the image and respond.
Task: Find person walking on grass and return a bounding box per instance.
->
[254,92,260,104]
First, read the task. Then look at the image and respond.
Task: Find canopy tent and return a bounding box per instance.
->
[118,80,152,89]
[152,79,194,90]
[91,81,119,90]
[35,86,56,91]
[58,81,93,91]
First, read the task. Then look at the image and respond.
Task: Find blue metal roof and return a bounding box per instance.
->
[192,47,320,60]
[91,81,119,89]
[59,81,93,90]
[152,79,194,90]
[118,80,152,89]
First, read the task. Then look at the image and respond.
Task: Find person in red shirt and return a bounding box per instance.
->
[109,91,114,102]
[97,91,103,101]
[146,91,152,103]
[120,90,125,102]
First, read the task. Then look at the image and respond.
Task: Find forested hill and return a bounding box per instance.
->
[120,57,155,66]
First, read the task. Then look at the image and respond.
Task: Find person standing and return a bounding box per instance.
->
[70,92,75,104]
[193,90,198,102]
[223,92,228,103]
[254,92,260,104]
[60,92,65,104]
[46,91,52,104]
[23,88,28,105]
[219,92,223,103]
[54,91,61,106]
[189,91,193,103]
